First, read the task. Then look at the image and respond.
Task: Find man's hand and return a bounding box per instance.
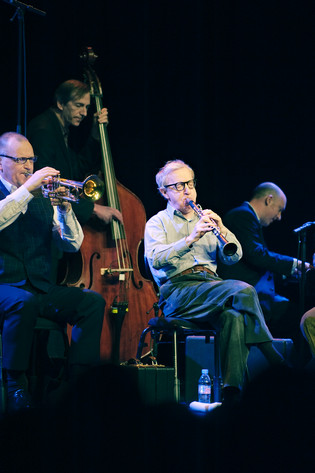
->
[49,186,71,212]
[96,108,109,124]
[91,108,109,140]
[24,167,60,193]
[185,208,228,246]
[93,203,123,224]
[297,260,312,272]
[201,209,229,236]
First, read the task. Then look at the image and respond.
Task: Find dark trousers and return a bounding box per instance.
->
[0,284,105,371]
[159,273,273,389]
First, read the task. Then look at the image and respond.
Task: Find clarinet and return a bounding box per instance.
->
[187,200,238,256]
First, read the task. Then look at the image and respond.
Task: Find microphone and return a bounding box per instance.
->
[293,221,315,233]
[2,0,46,16]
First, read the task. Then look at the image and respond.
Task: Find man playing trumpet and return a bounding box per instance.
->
[0,132,105,411]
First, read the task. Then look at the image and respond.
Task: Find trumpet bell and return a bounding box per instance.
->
[42,174,105,203]
[82,175,105,202]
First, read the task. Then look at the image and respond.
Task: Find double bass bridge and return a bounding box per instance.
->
[100,267,133,281]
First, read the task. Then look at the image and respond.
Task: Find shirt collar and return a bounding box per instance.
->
[0,175,16,193]
[246,201,260,222]
[166,201,195,220]
[166,202,177,217]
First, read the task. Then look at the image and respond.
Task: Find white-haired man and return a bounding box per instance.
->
[145,159,286,404]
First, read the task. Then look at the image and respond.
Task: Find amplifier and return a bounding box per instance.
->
[185,336,294,403]
[127,365,175,405]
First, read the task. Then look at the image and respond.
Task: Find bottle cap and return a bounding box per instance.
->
[201,369,208,374]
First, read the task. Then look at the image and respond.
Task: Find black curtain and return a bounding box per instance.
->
[1,0,314,258]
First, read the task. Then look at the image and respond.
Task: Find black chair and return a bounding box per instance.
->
[0,317,69,413]
[136,313,222,403]
[137,259,222,403]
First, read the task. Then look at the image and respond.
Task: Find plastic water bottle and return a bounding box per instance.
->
[198,369,211,403]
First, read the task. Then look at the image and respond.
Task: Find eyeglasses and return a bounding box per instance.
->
[164,179,196,191]
[0,154,38,164]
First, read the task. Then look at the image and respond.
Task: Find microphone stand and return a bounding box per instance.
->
[3,0,46,134]
[293,221,315,316]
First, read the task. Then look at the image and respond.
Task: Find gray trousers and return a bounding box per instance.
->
[159,272,273,389]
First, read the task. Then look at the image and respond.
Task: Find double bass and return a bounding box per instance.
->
[64,47,158,363]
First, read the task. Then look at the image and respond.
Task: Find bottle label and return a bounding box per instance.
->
[198,385,211,394]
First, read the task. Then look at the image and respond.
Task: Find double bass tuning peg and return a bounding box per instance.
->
[80,46,98,66]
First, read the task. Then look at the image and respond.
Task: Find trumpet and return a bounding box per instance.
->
[187,199,238,256]
[27,173,105,203]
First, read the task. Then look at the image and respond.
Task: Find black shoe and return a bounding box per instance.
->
[7,389,32,412]
[222,386,241,407]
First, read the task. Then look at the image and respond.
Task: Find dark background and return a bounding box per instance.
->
[1,0,314,260]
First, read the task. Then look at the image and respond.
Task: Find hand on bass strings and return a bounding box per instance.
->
[91,107,109,140]
[93,203,123,224]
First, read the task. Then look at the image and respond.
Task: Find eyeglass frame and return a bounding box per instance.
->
[163,179,196,192]
[0,154,38,164]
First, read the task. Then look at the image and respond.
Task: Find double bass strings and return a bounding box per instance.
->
[96,98,132,277]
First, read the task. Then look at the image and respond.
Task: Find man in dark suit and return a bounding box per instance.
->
[0,132,105,410]
[218,182,311,363]
[27,79,122,226]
